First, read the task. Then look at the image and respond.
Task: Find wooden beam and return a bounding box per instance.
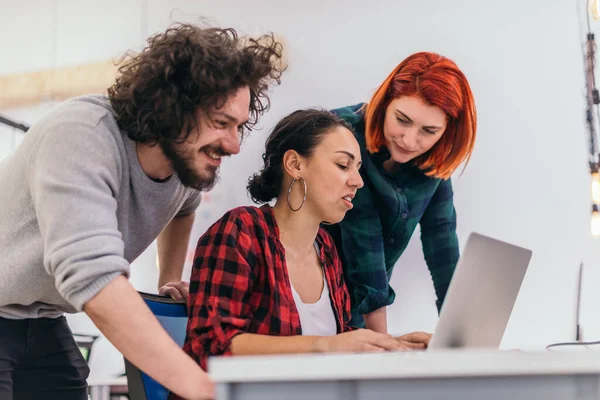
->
[0,34,287,109]
[0,60,118,109]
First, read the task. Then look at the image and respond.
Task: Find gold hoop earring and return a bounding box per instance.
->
[287,178,307,212]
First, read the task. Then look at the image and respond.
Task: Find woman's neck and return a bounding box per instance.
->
[271,200,320,257]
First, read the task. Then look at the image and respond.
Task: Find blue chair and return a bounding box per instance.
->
[125,291,188,400]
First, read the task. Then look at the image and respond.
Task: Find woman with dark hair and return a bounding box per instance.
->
[326,52,478,333]
[180,109,431,372]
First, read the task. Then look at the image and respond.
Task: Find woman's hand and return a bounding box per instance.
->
[314,329,419,353]
[395,331,432,349]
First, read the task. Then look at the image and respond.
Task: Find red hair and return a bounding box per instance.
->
[364,52,477,179]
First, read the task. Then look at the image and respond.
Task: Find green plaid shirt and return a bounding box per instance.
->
[326,104,460,326]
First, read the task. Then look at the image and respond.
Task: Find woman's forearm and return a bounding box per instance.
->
[231,333,326,355]
[363,307,388,333]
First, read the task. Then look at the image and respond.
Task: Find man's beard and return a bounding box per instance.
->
[159,141,221,191]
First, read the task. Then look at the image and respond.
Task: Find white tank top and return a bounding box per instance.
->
[290,243,337,336]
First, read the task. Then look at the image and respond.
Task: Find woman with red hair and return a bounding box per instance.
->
[326,52,477,333]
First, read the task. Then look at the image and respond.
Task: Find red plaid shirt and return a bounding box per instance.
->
[182,205,354,370]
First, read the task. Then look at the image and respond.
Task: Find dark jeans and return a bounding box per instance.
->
[0,316,90,400]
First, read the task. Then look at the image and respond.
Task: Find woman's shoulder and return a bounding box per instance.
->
[217,205,276,232]
[331,103,368,149]
[331,103,365,118]
[331,103,365,126]
[197,205,276,258]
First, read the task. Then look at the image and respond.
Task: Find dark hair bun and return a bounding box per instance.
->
[247,165,281,203]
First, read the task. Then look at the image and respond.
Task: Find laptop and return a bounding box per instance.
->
[427,232,532,350]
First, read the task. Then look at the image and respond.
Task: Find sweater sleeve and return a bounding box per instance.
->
[177,190,202,216]
[27,118,130,311]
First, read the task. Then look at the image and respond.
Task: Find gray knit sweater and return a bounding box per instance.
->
[0,95,201,319]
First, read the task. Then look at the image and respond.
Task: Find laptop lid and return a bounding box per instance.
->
[428,232,532,350]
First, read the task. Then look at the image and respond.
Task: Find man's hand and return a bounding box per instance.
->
[395,331,432,349]
[159,281,190,301]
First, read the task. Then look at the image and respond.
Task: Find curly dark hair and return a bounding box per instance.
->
[107,23,284,145]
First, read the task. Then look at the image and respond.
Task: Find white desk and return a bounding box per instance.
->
[209,349,600,400]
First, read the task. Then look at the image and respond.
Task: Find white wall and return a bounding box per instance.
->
[2,0,600,378]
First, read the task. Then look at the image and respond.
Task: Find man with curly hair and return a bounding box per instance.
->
[0,23,283,400]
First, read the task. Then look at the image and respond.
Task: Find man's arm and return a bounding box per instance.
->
[28,115,210,398]
[84,275,213,400]
[157,212,195,291]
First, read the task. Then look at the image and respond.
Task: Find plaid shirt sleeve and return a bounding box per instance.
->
[337,186,395,316]
[419,177,460,312]
[184,210,257,370]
